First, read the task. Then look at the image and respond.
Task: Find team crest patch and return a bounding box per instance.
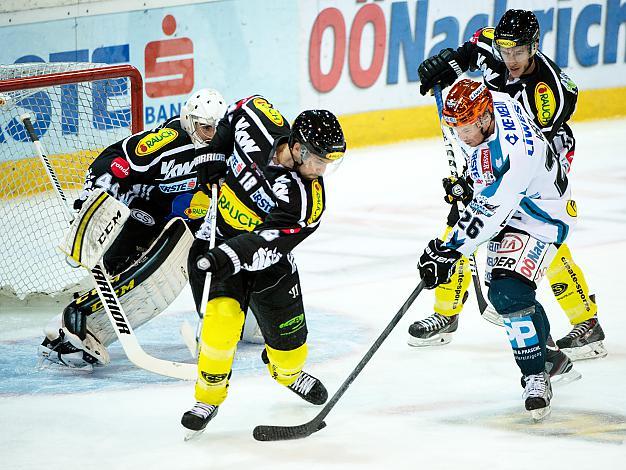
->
[135,128,179,156]
[481,27,495,39]
[252,98,284,126]
[535,82,556,126]
[307,179,324,225]
[566,200,578,217]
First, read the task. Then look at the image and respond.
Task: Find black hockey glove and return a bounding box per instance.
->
[418,238,462,289]
[418,48,463,95]
[196,245,237,282]
[194,149,227,193]
[442,176,473,205]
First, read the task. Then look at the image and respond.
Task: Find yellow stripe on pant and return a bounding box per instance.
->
[195,297,245,406]
[547,243,597,324]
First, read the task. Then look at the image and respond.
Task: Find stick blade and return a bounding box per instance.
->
[253,420,326,442]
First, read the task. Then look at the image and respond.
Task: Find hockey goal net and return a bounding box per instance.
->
[0,63,143,300]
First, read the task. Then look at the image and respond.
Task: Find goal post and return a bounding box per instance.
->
[0,62,144,300]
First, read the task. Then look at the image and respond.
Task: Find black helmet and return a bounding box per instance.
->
[289,110,346,162]
[493,9,540,60]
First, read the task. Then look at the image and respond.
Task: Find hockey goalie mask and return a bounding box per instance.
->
[181,89,227,148]
[289,110,346,179]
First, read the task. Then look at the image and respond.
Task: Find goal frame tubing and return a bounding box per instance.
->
[0,64,144,133]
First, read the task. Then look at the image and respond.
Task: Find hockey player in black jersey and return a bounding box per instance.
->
[38,89,228,369]
[180,96,346,435]
[409,9,606,363]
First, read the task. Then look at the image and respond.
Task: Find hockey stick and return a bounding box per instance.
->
[432,87,502,327]
[253,281,425,441]
[180,183,218,357]
[21,114,197,380]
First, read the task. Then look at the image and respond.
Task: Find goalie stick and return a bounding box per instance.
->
[21,114,197,380]
[253,281,425,442]
[432,86,503,327]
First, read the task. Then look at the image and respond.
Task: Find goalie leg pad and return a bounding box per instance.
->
[39,314,110,368]
[195,297,245,406]
[546,243,597,324]
[72,218,193,346]
[264,343,308,387]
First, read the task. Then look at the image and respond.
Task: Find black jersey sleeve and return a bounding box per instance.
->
[455,27,498,72]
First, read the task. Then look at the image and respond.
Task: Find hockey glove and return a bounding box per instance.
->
[442,176,473,205]
[418,238,462,289]
[196,245,238,282]
[194,149,227,193]
[418,48,464,95]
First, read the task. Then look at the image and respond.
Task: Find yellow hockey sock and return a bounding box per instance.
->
[195,297,245,405]
[265,343,308,387]
[434,255,471,316]
[547,243,597,324]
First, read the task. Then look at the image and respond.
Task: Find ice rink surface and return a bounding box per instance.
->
[1,118,625,469]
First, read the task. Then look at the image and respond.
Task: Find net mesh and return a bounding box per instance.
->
[0,62,139,299]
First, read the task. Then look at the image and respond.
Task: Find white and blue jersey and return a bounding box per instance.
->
[446,92,576,257]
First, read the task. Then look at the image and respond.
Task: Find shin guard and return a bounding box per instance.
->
[547,243,597,324]
[195,297,245,405]
[264,343,308,387]
[489,278,550,376]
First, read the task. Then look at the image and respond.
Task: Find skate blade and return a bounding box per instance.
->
[561,342,608,362]
[184,428,206,442]
[551,368,582,387]
[407,333,453,347]
[481,307,505,327]
[530,405,551,422]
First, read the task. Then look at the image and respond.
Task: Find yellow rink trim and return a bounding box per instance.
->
[338,85,626,149]
[0,149,100,199]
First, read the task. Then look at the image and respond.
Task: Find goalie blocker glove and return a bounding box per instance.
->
[418,239,462,289]
[442,176,473,205]
[418,48,464,95]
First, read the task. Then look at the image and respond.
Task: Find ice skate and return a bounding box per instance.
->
[407,313,458,347]
[287,371,328,405]
[556,313,607,361]
[545,341,582,386]
[522,372,552,422]
[181,402,219,441]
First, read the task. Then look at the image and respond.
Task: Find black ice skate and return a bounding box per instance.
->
[545,338,582,385]
[181,402,219,441]
[287,371,328,405]
[522,372,553,422]
[407,313,459,347]
[556,312,607,361]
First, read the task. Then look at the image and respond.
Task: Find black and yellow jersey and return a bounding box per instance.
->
[198,95,325,273]
[455,27,578,142]
[76,117,207,231]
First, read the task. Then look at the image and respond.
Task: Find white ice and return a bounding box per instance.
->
[1,118,625,469]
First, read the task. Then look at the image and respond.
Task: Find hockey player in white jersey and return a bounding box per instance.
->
[417,79,577,420]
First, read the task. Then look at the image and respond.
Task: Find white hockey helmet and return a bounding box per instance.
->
[180,88,227,148]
